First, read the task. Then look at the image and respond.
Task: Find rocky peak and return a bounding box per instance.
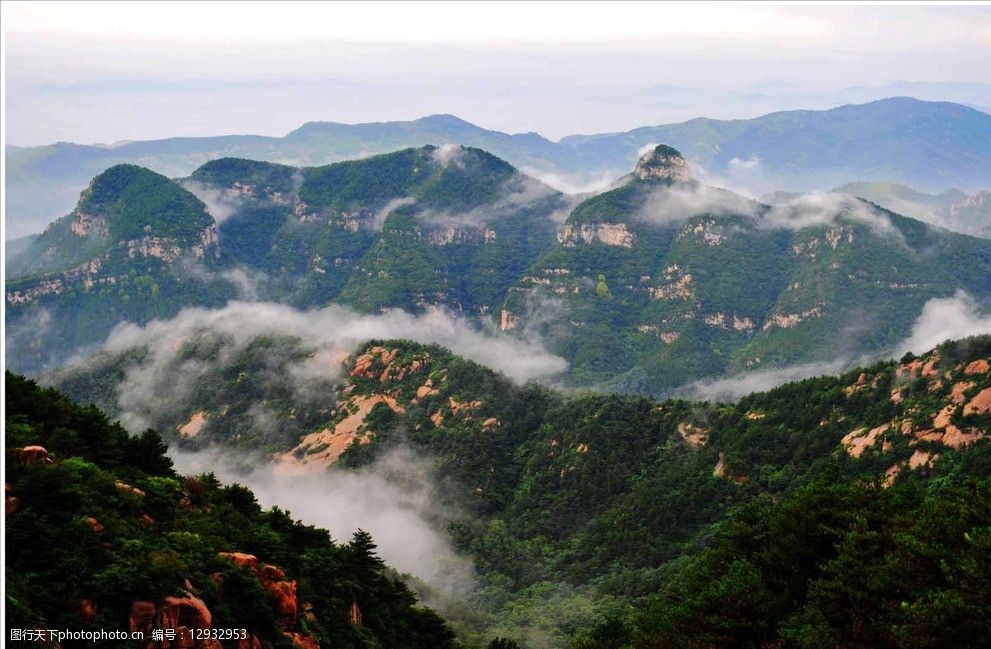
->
[634,144,693,183]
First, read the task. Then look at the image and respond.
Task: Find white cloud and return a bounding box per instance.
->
[761,192,897,234]
[728,155,761,171]
[897,290,991,354]
[635,182,761,226]
[179,179,243,223]
[682,359,850,402]
[72,301,565,432]
[171,444,475,601]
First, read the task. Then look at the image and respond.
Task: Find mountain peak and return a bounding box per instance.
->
[634,144,693,182]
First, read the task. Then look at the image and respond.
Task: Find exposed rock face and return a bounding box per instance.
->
[282,393,405,466]
[634,145,693,183]
[218,552,258,570]
[284,632,320,649]
[218,553,299,627]
[259,565,298,626]
[499,309,518,331]
[964,359,990,375]
[841,423,890,458]
[158,593,212,636]
[963,387,991,416]
[129,600,157,635]
[77,598,97,622]
[70,212,109,237]
[557,222,635,247]
[178,412,207,438]
[6,483,20,514]
[677,421,708,448]
[14,446,53,465]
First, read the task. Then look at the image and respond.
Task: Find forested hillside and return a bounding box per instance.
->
[10,144,991,396]
[5,372,456,649]
[50,330,991,647]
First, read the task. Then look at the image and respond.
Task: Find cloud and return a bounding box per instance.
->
[219,268,266,301]
[683,289,991,401]
[729,155,761,171]
[634,182,761,226]
[761,192,897,234]
[897,290,991,354]
[62,301,566,432]
[179,179,244,223]
[681,358,850,402]
[372,196,417,229]
[636,142,660,159]
[414,174,571,227]
[170,444,475,601]
[520,167,623,197]
[431,143,466,169]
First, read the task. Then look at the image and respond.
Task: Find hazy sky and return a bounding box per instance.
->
[4,2,991,145]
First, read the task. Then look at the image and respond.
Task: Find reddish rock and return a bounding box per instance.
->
[284,632,320,649]
[260,564,285,581]
[349,600,362,626]
[15,445,53,465]
[950,381,976,404]
[963,387,991,416]
[964,359,990,375]
[75,598,97,622]
[933,405,957,429]
[264,579,298,625]
[158,593,212,633]
[85,517,105,533]
[129,600,157,634]
[218,552,258,570]
[6,483,20,514]
[140,513,156,525]
[115,480,146,497]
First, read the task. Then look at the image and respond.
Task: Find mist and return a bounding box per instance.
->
[171,444,475,598]
[897,290,991,354]
[682,359,852,402]
[179,179,246,223]
[61,300,566,433]
[681,290,991,401]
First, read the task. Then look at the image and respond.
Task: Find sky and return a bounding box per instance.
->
[4,1,991,145]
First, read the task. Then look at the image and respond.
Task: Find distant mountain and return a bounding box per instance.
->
[7,97,990,237]
[500,145,991,391]
[8,144,991,391]
[5,146,570,372]
[828,181,991,238]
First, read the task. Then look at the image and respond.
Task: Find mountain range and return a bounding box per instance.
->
[7,97,991,238]
[8,143,991,396]
[30,327,991,647]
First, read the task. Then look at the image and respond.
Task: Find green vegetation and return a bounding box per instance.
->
[5,372,456,648]
[29,327,991,647]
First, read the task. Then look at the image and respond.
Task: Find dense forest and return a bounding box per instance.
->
[5,373,456,649]
[39,333,991,647]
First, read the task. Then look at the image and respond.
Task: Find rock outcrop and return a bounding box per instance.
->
[634,145,693,183]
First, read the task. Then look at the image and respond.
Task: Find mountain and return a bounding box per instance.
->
[8,98,991,237]
[8,144,991,394]
[561,97,991,192]
[6,165,236,373]
[499,145,991,391]
[5,146,569,373]
[48,326,991,647]
[5,371,457,649]
[828,181,991,238]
